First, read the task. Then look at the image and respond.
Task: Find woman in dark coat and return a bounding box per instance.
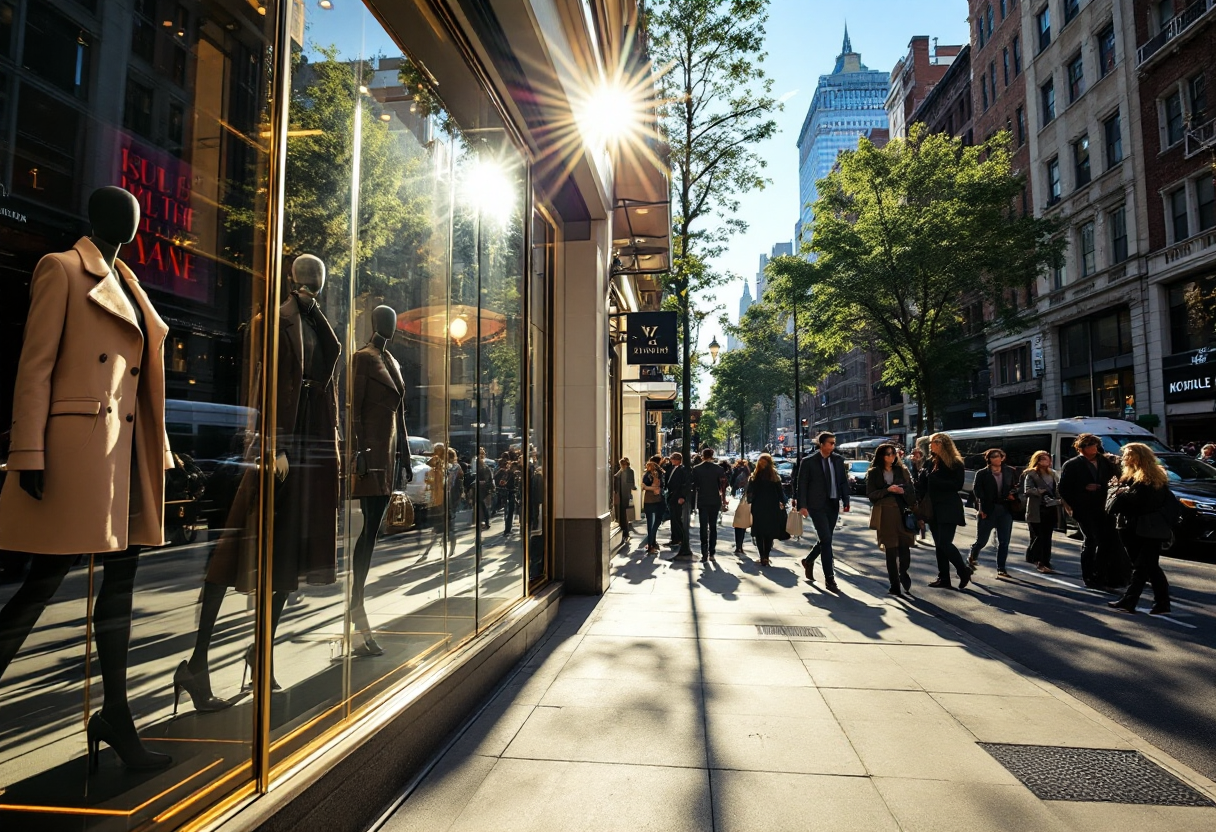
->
[746,453,787,567]
[1106,443,1173,615]
[866,443,917,597]
[916,432,972,590]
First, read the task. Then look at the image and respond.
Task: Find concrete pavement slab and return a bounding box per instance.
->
[701,683,834,719]
[502,704,706,767]
[379,751,498,832]
[705,713,866,775]
[558,635,702,682]
[697,638,816,687]
[447,701,537,758]
[837,717,1022,784]
[930,692,1135,748]
[872,777,1073,832]
[710,770,900,832]
[1044,800,1216,832]
[796,642,924,690]
[538,674,700,712]
[881,644,1050,697]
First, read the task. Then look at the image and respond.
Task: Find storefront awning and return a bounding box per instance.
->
[611,139,670,276]
[623,380,677,399]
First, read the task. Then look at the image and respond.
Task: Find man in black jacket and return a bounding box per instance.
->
[968,449,1020,576]
[1059,433,1122,587]
[666,452,691,551]
[691,448,727,562]
[797,432,851,591]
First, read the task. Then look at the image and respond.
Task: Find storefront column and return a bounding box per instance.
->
[554,225,613,593]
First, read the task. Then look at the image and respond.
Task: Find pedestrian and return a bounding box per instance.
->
[731,459,752,554]
[641,460,665,555]
[907,446,924,480]
[916,432,973,590]
[613,457,636,539]
[1106,443,1174,615]
[968,448,1020,578]
[496,453,520,537]
[747,453,787,567]
[666,452,691,550]
[1198,444,1216,466]
[1022,451,1061,574]
[1059,433,1128,589]
[692,448,727,562]
[797,431,850,592]
[474,448,493,529]
[865,442,916,597]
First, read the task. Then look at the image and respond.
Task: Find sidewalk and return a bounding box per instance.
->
[378,528,1216,832]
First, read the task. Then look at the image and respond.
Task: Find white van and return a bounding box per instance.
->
[916,417,1171,501]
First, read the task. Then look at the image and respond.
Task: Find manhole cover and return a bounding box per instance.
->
[755,625,825,638]
[979,744,1215,806]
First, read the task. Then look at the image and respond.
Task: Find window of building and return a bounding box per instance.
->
[1037,6,1051,52]
[1042,78,1056,122]
[1164,90,1184,146]
[1068,53,1085,102]
[1001,0,1009,19]
[1053,249,1068,289]
[131,0,156,64]
[1191,73,1208,126]
[997,345,1029,385]
[1098,25,1116,77]
[1016,106,1026,145]
[1156,0,1175,32]
[1063,0,1080,25]
[1169,277,1216,353]
[0,1,12,59]
[123,75,154,139]
[1047,157,1061,204]
[1103,112,1122,168]
[982,75,989,110]
[1013,35,1022,75]
[1079,221,1096,276]
[986,4,995,38]
[1073,135,1090,187]
[1198,175,1215,232]
[990,62,998,102]
[1060,309,1134,418]
[21,3,92,100]
[1110,205,1128,263]
[1003,47,1010,85]
[1170,186,1189,242]
[977,17,985,48]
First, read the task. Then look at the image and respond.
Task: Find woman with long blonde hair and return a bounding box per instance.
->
[1105,443,1173,614]
[915,432,972,590]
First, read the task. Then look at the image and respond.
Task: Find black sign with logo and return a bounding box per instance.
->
[626,312,678,365]
[1163,347,1215,403]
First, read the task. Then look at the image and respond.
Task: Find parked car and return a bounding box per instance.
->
[845,460,870,495]
[1156,453,1216,554]
[775,460,795,494]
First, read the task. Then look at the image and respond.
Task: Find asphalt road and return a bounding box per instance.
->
[821,496,1216,781]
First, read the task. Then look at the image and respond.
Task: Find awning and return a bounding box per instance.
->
[611,139,670,276]
[623,380,678,400]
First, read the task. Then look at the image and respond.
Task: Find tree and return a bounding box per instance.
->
[650,0,779,465]
[786,125,1064,431]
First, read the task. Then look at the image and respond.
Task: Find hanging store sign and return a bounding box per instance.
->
[625,312,677,364]
[1163,348,1215,403]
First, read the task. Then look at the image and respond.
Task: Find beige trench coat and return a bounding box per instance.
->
[866,465,918,549]
[0,238,172,554]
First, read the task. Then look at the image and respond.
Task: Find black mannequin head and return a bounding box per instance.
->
[291,254,326,296]
[370,305,397,345]
[88,187,140,245]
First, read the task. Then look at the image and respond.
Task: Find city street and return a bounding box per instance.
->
[758,498,1216,781]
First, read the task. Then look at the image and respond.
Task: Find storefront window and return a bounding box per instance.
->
[1058,307,1134,418]
[0,0,280,826]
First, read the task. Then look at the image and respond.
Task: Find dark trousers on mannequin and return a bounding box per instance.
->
[353,496,390,634]
[0,547,141,721]
[189,580,291,682]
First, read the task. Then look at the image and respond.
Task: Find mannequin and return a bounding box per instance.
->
[0,186,173,771]
[175,254,341,706]
[350,305,411,657]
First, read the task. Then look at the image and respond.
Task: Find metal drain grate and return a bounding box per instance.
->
[755,625,825,638]
[979,744,1215,806]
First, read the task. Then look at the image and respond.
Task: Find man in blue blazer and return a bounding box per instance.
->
[797,432,850,591]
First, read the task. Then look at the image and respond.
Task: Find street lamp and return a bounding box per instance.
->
[708,336,720,364]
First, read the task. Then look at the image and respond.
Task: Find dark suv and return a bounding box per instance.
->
[1156,453,1216,555]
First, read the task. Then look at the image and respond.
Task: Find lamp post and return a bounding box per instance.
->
[708,336,720,364]
[793,296,801,464]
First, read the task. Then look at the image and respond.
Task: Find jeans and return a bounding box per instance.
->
[1027,506,1057,566]
[644,504,663,548]
[929,522,970,582]
[970,508,1014,571]
[806,501,841,582]
[885,544,911,592]
[699,507,720,554]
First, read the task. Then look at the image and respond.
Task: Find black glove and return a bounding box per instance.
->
[20,470,44,501]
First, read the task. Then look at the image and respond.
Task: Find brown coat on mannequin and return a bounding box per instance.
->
[0,238,172,555]
[351,344,407,498]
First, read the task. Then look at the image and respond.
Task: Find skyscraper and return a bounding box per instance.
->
[755,241,792,303]
[727,282,753,351]
[795,26,890,249]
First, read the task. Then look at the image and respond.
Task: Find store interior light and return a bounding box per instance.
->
[379,113,392,122]
[319,0,334,8]
[449,316,469,343]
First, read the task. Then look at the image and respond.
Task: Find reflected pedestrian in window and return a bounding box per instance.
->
[747,453,786,567]
[1022,451,1060,574]
[1106,443,1174,615]
[865,443,916,597]
[968,448,1019,578]
[916,433,973,590]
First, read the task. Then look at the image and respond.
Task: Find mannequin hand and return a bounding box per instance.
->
[20,470,45,501]
[274,452,289,482]
[799,508,808,518]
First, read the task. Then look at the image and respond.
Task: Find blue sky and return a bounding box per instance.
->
[699,0,971,381]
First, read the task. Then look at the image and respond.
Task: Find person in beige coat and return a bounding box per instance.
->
[0,186,174,772]
[866,442,918,597]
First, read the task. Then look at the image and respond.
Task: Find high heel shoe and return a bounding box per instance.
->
[87,711,172,772]
[241,645,282,691]
[173,661,233,715]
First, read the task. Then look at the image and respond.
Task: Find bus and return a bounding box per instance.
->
[917,417,1171,502]
[836,437,892,460]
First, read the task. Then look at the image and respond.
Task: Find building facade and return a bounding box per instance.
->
[1132,0,1216,445]
[727,281,753,352]
[0,1,667,829]
[885,36,963,139]
[910,43,974,142]
[795,27,890,249]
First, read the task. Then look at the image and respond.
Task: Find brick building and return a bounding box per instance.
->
[885,36,964,139]
[1133,0,1216,445]
[971,0,1033,212]
[911,43,974,141]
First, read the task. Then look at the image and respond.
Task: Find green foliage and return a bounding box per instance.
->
[797,125,1065,429]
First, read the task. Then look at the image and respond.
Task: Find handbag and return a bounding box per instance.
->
[895,494,918,532]
[354,448,370,478]
[776,509,792,541]
[785,509,804,538]
[382,490,414,534]
[732,497,752,529]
